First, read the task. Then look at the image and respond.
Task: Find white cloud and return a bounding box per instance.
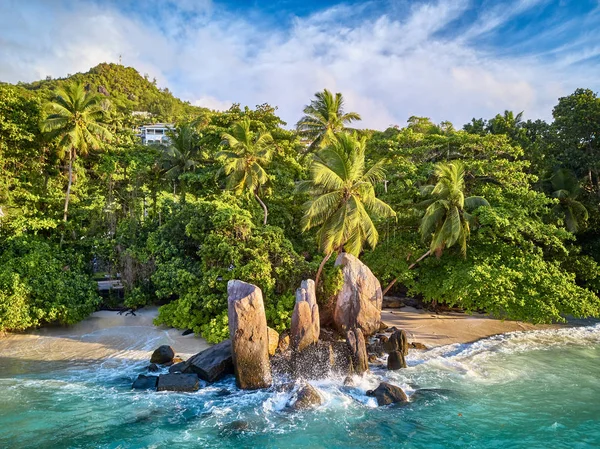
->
[0,0,598,129]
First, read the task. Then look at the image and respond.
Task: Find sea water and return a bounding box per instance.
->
[1,325,599,449]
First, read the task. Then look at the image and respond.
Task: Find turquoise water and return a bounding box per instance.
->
[1,325,600,449]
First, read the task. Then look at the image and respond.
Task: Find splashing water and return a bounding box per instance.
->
[1,324,599,448]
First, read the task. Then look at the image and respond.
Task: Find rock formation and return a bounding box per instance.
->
[132,374,158,390]
[267,327,279,356]
[333,253,383,336]
[367,382,408,406]
[150,345,175,364]
[227,280,272,389]
[291,279,320,352]
[182,339,234,382]
[387,350,407,370]
[346,328,369,375]
[288,383,323,410]
[385,329,409,356]
[157,373,200,392]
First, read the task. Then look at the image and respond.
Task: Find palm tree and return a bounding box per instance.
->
[382,161,489,295]
[218,118,274,224]
[296,89,361,152]
[41,82,112,222]
[300,132,396,286]
[549,169,588,233]
[161,123,200,204]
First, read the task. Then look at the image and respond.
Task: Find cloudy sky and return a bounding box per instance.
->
[1,0,599,129]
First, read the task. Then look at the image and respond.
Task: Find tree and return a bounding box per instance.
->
[382,161,489,295]
[549,169,589,233]
[41,82,112,222]
[161,123,200,204]
[218,118,274,225]
[296,89,361,152]
[300,132,396,286]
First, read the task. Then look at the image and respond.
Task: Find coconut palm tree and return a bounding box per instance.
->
[549,168,588,233]
[296,89,361,152]
[382,161,489,295]
[161,123,200,204]
[218,118,274,225]
[300,132,396,286]
[41,82,112,222]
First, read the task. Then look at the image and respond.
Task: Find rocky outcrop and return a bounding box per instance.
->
[410,342,428,350]
[387,351,407,370]
[346,328,369,375]
[385,330,409,356]
[169,361,186,373]
[277,333,290,353]
[267,327,279,356]
[150,345,175,364]
[157,373,200,392]
[291,279,320,352]
[132,374,158,390]
[182,339,233,382]
[367,382,408,406]
[333,253,382,336]
[227,280,272,389]
[288,383,323,410]
[291,340,353,378]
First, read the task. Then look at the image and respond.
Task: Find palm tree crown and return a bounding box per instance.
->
[161,123,200,204]
[419,161,489,257]
[41,82,112,222]
[218,118,274,224]
[549,168,588,233]
[301,132,396,257]
[296,89,361,151]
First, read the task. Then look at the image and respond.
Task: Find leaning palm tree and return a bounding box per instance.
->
[296,89,361,152]
[300,132,396,286]
[549,169,588,233]
[41,82,112,222]
[161,123,200,204]
[218,118,274,224]
[382,161,489,295]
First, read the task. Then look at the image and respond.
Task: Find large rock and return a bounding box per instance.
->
[156,373,200,392]
[150,345,175,364]
[227,280,272,389]
[182,339,233,382]
[267,327,279,356]
[387,351,407,370]
[346,328,369,375]
[291,279,320,352]
[132,374,158,390]
[367,382,408,406]
[385,330,409,356]
[288,383,323,410]
[333,253,382,336]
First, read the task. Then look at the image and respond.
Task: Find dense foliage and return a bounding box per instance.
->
[1,63,599,336]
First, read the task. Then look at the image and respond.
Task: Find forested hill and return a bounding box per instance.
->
[17,62,208,122]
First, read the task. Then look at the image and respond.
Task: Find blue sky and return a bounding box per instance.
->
[1,0,599,128]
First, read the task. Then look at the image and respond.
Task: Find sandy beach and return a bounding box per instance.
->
[382,306,559,347]
[0,307,209,366]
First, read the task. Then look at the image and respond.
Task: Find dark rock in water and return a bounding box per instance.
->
[411,388,455,402]
[288,383,322,410]
[387,351,407,370]
[132,374,158,390]
[410,342,428,350]
[216,388,231,397]
[157,373,200,392]
[148,363,160,373]
[227,280,272,389]
[343,376,355,386]
[169,361,186,373]
[346,328,369,375]
[182,329,194,336]
[150,345,175,364]
[366,382,408,406]
[384,330,409,356]
[229,420,249,431]
[183,339,234,382]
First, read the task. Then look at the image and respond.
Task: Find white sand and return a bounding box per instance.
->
[0,307,209,363]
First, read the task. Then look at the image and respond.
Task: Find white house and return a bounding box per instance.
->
[138,123,174,145]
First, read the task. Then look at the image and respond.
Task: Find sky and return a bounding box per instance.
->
[1,0,599,129]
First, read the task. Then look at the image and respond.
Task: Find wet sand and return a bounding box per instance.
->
[0,307,209,365]
[382,306,559,347]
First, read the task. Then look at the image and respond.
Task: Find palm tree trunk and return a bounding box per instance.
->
[315,251,333,288]
[63,149,73,222]
[254,191,268,225]
[381,249,431,296]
